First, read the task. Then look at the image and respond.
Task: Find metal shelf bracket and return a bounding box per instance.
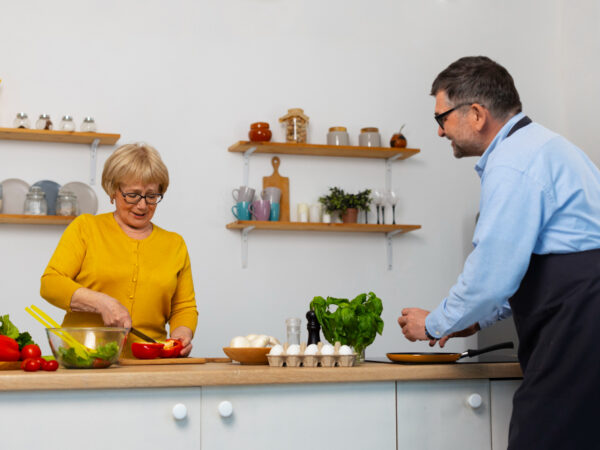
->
[386,230,403,270]
[241,226,255,268]
[89,138,100,185]
[385,154,402,192]
[243,147,257,186]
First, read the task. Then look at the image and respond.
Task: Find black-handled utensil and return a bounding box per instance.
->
[460,341,514,359]
[130,327,158,343]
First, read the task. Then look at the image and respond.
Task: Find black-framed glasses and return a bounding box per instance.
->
[119,188,163,205]
[434,102,474,130]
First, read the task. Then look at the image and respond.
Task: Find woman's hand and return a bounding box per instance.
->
[170,326,193,356]
[70,288,132,329]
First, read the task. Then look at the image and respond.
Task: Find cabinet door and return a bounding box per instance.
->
[201,382,396,450]
[397,380,491,450]
[0,387,200,450]
[490,379,521,450]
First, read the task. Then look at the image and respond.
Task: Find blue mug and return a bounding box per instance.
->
[269,203,280,221]
[232,201,251,221]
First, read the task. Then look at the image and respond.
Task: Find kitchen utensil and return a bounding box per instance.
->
[386,342,514,364]
[62,181,98,215]
[1,178,30,214]
[263,156,289,221]
[0,361,22,370]
[129,327,158,343]
[222,347,270,365]
[32,180,61,215]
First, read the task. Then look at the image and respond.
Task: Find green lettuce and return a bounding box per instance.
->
[0,314,36,350]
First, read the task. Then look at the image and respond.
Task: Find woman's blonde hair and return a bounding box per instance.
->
[101,143,169,198]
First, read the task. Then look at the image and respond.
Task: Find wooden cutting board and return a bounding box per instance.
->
[0,361,21,370]
[118,357,231,366]
[263,156,290,221]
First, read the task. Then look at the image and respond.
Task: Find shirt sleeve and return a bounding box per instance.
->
[39,216,88,311]
[168,240,198,335]
[425,165,554,338]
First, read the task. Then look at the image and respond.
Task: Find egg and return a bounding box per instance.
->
[286,344,301,355]
[339,345,353,355]
[269,344,284,356]
[229,336,250,348]
[304,344,318,355]
[320,344,335,355]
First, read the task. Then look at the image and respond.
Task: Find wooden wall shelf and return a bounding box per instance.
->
[0,214,75,225]
[0,128,120,145]
[226,221,421,233]
[228,141,419,160]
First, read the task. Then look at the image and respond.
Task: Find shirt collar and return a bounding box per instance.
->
[474,112,525,177]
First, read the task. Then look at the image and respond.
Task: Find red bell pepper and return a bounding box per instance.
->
[0,336,21,361]
[160,339,183,358]
[131,342,164,359]
[0,335,19,352]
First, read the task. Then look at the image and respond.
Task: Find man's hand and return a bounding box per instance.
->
[398,308,431,342]
[437,323,481,348]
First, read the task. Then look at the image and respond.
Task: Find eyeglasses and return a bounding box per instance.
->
[434,102,474,130]
[119,188,163,205]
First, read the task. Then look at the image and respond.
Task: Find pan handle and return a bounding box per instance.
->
[461,341,514,358]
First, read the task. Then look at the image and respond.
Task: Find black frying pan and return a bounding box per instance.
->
[386,341,514,363]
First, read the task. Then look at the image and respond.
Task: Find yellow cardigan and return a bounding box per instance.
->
[40,213,198,353]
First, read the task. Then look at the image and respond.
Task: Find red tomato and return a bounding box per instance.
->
[21,358,41,372]
[131,342,164,359]
[160,339,183,358]
[0,335,19,351]
[0,345,20,362]
[21,344,42,361]
[42,359,59,371]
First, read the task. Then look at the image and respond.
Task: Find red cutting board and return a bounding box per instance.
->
[263,156,290,221]
[0,361,21,370]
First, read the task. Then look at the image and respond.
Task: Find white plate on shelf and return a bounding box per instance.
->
[1,178,30,214]
[61,181,98,215]
[32,180,61,215]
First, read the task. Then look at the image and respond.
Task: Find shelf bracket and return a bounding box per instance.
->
[241,226,255,268]
[243,147,257,186]
[89,138,100,185]
[386,230,403,270]
[385,154,402,192]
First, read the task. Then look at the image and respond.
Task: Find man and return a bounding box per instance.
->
[398,56,600,449]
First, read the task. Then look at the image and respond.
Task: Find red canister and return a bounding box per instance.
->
[248,122,272,142]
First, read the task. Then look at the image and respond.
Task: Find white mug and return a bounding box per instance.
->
[309,204,322,223]
[322,212,332,223]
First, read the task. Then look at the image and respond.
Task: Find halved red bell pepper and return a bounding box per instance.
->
[160,339,183,358]
[0,336,21,361]
[0,335,19,352]
[131,342,164,359]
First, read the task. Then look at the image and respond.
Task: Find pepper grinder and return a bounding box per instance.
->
[306,310,321,345]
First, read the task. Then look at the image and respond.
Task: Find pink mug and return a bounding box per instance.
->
[248,200,271,221]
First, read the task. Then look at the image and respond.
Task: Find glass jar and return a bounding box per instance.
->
[59,115,76,131]
[80,117,97,133]
[327,126,350,146]
[279,108,309,143]
[36,114,53,130]
[13,113,30,129]
[56,190,78,216]
[23,186,47,215]
[286,317,301,345]
[248,122,272,142]
[0,183,3,213]
[358,127,381,147]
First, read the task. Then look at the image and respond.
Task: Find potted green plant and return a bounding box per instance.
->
[318,187,371,223]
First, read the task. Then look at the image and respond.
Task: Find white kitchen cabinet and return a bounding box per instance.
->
[491,379,521,449]
[397,380,491,450]
[201,382,396,450]
[0,387,200,450]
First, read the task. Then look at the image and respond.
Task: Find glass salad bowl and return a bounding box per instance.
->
[46,327,127,369]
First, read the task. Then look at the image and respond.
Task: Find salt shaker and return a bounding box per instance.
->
[36,114,53,130]
[59,115,76,131]
[80,117,97,133]
[286,318,301,345]
[23,186,47,215]
[13,113,30,129]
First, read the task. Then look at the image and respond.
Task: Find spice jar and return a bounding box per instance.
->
[286,318,301,345]
[358,127,381,147]
[248,122,272,142]
[56,190,78,216]
[36,114,53,130]
[23,186,47,215]
[59,115,76,131]
[80,117,97,133]
[327,126,350,146]
[13,113,30,129]
[279,108,309,143]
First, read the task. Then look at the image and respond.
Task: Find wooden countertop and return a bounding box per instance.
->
[0,362,522,392]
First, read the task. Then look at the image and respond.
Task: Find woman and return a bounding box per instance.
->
[40,143,198,356]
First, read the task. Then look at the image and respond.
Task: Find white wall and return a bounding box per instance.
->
[0,0,594,358]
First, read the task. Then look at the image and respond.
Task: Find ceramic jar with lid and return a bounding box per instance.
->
[248,122,272,142]
[59,115,76,131]
[36,114,53,130]
[327,127,350,146]
[279,108,309,143]
[24,186,47,215]
[56,190,78,216]
[359,127,381,147]
[13,113,30,129]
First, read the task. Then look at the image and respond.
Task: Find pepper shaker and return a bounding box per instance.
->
[306,310,321,346]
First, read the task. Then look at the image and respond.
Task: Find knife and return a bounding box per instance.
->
[130,327,158,343]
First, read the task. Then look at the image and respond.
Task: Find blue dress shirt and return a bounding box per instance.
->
[426,112,600,338]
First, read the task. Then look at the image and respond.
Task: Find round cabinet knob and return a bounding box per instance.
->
[467,393,483,409]
[172,403,188,420]
[218,400,233,418]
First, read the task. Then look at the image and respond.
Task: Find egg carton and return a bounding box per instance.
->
[267,342,357,368]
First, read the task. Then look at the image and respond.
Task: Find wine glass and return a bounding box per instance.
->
[386,190,399,224]
[372,188,385,224]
